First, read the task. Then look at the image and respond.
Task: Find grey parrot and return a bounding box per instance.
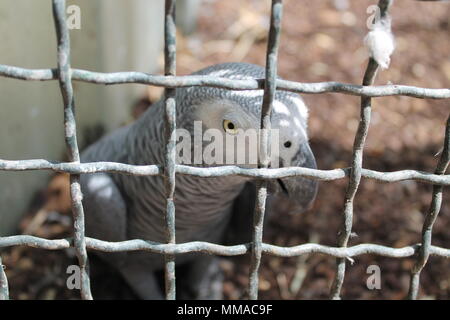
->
[80,62,317,299]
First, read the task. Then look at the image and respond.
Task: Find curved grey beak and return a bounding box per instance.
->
[270,142,318,214]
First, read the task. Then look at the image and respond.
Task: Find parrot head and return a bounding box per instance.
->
[175,62,318,213]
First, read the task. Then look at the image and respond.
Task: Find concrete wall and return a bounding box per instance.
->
[0,0,197,235]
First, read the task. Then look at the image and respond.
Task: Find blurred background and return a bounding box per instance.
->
[1,0,449,299]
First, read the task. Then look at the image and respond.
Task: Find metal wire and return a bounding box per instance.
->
[52,0,92,300]
[249,0,283,300]
[163,0,177,300]
[0,256,8,300]
[0,160,449,185]
[1,66,449,99]
[330,0,393,299]
[0,0,449,300]
[408,114,450,299]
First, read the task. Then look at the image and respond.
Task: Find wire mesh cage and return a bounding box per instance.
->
[0,0,449,300]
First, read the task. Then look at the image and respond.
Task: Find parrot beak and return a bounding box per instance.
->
[269,142,318,214]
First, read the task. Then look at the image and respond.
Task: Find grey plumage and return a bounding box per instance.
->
[80,62,317,299]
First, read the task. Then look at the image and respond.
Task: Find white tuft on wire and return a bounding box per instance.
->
[364,15,395,70]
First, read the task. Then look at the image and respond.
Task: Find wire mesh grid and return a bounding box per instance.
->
[0,0,449,300]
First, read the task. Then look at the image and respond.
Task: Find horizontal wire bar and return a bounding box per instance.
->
[1,159,449,185]
[1,235,450,259]
[0,65,449,99]
[0,159,162,175]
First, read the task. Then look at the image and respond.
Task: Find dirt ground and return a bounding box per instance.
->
[2,0,450,300]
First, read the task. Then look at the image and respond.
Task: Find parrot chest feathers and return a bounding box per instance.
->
[122,174,246,243]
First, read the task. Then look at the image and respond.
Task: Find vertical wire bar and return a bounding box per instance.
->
[248,0,283,300]
[163,0,177,300]
[52,0,92,300]
[0,256,9,300]
[407,114,450,299]
[329,0,393,300]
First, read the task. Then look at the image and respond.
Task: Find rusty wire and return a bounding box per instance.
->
[0,0,449,300]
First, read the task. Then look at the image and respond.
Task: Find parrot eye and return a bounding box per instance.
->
[284,141,292,148]
[223,120,238,134]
